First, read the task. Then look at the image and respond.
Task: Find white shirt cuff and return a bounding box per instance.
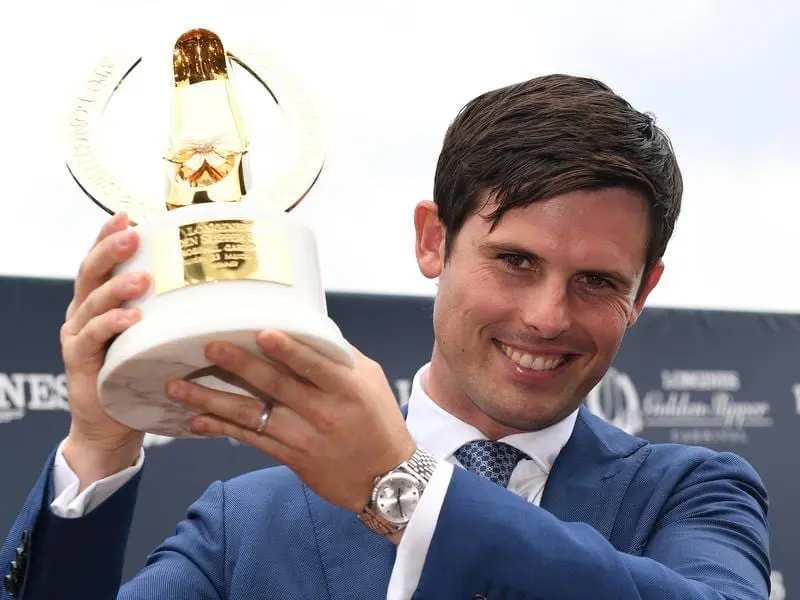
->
[386,460,454,600]
[50,438,145,519]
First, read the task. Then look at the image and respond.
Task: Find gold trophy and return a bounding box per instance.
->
[66,28,353,437]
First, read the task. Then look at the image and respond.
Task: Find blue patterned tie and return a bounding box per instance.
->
[454,440,529,487]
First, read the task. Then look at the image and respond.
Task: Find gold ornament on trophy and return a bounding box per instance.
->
[65,28,352,437]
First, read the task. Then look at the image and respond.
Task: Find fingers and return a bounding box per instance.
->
[255,331,349,393]
[167,380,309,451]
[203,342,319,419]
[167,379,267,431]
[93,211,129,246]
[189,410,296,465]
[69,272,150,334]
[70,216,140,320]
[71,307,141,361]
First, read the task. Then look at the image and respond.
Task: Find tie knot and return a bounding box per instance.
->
[454,440,529,488]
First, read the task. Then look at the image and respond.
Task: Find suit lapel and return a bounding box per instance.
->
[304,485,396,600]
[302,403,408,600]
[541,406,649,542]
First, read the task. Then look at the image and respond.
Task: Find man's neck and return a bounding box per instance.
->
[423,349,530,440]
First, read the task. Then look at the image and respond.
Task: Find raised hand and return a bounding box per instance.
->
[166,331,415,512]
[60,213,151,487]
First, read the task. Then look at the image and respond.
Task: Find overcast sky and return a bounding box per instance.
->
[1,0,798,313]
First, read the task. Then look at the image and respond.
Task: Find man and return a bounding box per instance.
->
[1,74,769,599]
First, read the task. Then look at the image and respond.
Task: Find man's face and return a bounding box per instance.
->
[414,187,662,435]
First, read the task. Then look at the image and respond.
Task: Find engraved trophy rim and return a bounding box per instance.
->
[65,31,326,226]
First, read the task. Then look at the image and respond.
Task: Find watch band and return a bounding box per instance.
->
[403,447,438,482]
[357,508,402,536]
[357,446,438,536]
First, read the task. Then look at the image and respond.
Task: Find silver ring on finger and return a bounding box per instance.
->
[255,405,271,434]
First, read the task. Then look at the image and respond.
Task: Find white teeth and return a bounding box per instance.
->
[500,343,565,371]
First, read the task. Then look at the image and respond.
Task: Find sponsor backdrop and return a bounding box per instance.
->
[0,274,796,598]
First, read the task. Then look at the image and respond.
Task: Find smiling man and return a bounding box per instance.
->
[1,74,770,600]
[415,185,657,439]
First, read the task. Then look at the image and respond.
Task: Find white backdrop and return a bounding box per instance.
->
[1,0,798,312]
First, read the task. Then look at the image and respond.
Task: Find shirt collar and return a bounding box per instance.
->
[405,363,578,475]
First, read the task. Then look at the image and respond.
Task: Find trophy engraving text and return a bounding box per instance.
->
[153,219,294,295]
[181,220,258,276]
[66,55,159,222]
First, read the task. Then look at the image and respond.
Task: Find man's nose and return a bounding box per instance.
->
[520,278,572,339]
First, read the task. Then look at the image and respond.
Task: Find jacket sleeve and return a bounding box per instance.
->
[413,452,770,600]
[1,450,227,600]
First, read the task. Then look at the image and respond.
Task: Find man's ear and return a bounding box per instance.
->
[414,200,446,279]
[628,260,664,326]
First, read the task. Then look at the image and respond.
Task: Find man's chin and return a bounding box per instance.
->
[475,394,577,433]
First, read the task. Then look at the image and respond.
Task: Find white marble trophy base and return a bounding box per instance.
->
[96,202,353,438]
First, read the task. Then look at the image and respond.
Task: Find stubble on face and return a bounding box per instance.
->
[421,188,659,438]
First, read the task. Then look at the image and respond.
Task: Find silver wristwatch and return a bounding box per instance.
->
[357,447,439,536]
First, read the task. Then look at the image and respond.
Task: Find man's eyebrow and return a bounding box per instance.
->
[480,241,637,286]
[480,241,540,259]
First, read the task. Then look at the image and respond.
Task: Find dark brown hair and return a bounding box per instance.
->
[433,74,683,277]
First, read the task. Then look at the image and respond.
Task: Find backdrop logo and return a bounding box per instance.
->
[0,373,178,452]
[587,368,772,443]
[585,368,644,435]
[0,372,69,423]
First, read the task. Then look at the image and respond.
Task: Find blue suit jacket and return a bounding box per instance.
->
[1,407,770,599]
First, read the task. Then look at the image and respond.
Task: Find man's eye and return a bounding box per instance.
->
[580,274,612,288]
[500,254,531,270]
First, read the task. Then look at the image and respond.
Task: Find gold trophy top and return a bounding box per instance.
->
[66,27,325,225]
[172,28,228,86]
[165,28,250,210]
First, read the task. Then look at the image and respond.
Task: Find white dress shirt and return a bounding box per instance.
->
[50,363,578,599]
[388,364,578,599]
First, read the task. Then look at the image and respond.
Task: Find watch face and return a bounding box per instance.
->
[374,472,422,524]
